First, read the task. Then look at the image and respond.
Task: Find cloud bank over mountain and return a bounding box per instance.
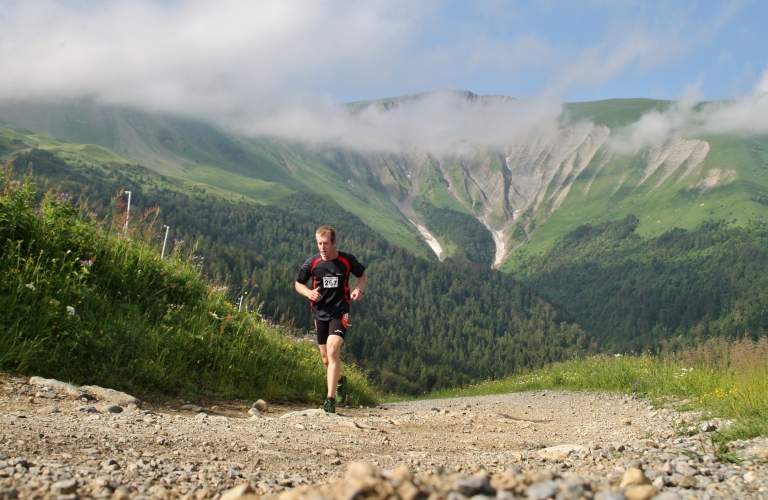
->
[0,1,766,154]
[611,69,768,153]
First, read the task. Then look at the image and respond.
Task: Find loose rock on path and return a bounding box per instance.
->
[0,375,765,499]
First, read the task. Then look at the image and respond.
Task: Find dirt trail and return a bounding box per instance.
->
[1,375,766,499]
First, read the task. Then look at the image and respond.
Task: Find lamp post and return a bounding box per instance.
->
[124,191,132,229]
[161,225,170,259]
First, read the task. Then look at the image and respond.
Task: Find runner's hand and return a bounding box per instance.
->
[308,287,322,302]
[351,288,363,301]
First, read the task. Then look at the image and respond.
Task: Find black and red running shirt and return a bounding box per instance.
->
[295,251,366,321]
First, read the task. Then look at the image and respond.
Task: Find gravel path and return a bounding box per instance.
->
[1,374,766,499]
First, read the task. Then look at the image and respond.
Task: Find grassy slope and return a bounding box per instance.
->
[0,169,376,404]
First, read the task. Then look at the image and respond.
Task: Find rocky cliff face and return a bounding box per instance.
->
[345,125,712,267]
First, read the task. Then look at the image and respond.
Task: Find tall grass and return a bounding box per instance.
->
[422,336,768,439]
[0,164,375,405]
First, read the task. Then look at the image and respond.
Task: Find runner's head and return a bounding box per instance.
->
[316,226,336,244]
[316,226,337,260]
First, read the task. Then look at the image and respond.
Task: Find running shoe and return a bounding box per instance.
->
[336,374,347,405]
[320,397,336,414]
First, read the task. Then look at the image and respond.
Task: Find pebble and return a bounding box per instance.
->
[182,404,204,412]
[51,478,78,494]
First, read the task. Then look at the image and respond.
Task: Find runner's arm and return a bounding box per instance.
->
[295,281,322,302]
[351,272,367,301]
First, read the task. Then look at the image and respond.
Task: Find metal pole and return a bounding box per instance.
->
[124,191,132,229]
[238,292,248,312]
[161,225,170,259]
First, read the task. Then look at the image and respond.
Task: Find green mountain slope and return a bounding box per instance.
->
[513,215,768,353]
[2,95,767,271]
[0,99,433,258]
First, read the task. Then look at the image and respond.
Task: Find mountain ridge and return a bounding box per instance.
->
[1,94,766,268]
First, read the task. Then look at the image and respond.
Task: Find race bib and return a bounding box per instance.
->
[323,276,339,288]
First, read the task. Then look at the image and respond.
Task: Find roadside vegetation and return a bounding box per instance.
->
[0,161,375,405]
[423,335,768,441]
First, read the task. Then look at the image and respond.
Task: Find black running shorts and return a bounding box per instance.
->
[314,313,349,345]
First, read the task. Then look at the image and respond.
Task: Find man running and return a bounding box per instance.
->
[295,226,367,413]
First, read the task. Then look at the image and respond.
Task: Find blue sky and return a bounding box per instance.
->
[336,1,768,103]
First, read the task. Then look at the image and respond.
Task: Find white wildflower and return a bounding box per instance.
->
[66,306,76,316]
[25,283,36,291]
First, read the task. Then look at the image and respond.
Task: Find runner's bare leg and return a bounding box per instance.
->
[324,335,344,398]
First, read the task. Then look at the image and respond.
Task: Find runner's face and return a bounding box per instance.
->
[316,233,336,260]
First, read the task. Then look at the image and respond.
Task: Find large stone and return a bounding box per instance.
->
[674,463,697,476]
[620,468,650,488]
[624,485,658,500]
[0,488,18,500]
[346,461,381,479]
[253,399,268,412]
[220,483,256,500]
[490,469,520,491]
[181,404,203,413]
[80,385,141,407]
[650,492,683,500]
[527,482,557,500]
[670,474,696,488]
[594,493,624,500]
[51,479,78,495]
[28,377,88,398]
[388,464,413,482]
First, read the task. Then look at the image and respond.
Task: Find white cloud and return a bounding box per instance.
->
[609,68,768,152]
[0,0,425,115]
[701,69,768,136]
[0,0,759,156]
[237,89,563,155]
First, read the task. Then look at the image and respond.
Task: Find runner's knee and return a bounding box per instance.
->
[326,345,341,361]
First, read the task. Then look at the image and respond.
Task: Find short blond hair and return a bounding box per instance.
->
[316,225,336,243]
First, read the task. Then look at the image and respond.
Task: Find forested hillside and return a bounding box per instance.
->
[8,148,590,394]
[513,215,768,352]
